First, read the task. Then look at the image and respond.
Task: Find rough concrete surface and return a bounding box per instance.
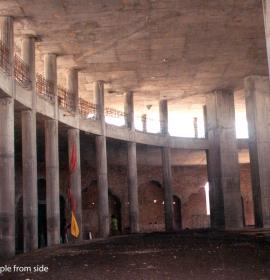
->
[1,231,270,280]
[0,1,267,112]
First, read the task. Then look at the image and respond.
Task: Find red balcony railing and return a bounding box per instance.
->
[104,107,127,119]
[57,86,75,112]
[36,73,55,102]
[0,40,10,74]
[14,54,31,88]
[79,98,97,119]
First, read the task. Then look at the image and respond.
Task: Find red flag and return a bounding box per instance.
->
[70,143,77,173]
[67,187,76,212]
[67,142,80,238]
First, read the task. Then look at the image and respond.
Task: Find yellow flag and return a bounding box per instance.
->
[71,211,80,238]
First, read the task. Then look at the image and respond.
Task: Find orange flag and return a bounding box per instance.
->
[71,211,80,238]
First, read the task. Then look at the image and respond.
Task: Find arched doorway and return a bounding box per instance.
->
[38,178,66,247]
[241,196,246,227]
[109,189,122,234]
[82,181,122,238]
[182,187,209,229]
[173,195,182,230]
[60,195,67,243]
[15,179,66,251]
[38,178,47,248]
[139,180,165,232]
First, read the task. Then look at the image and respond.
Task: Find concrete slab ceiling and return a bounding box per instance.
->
[1,0,266,115]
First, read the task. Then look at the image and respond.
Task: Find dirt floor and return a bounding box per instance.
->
[1,230,270,280]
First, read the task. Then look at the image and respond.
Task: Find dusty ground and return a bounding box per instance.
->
[1,230,270,280]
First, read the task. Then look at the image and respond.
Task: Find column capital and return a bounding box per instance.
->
[94,80,105,86]
[21,34,40,40]
[44,52,58,58]
[211,88,234,95]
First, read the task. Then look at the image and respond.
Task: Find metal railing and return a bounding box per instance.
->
[135,115,166,134]
[0,40,10,74]
[104,107,127,119]
[57,86,75,112]
[36,73,55,102]
[0,40,177,136]
[14,54,31,88]
[79,98,97,119]
[104,107,127,126]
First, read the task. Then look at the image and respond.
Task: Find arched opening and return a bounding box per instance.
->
[82,181,122,238]
[241,196,246,227]
[38,178,66,247]
[38,178,47,248]
[109,189,122,234]
[139,180,165,232]
[182,187,209,229]
[173,195,182,230]
[60,195,67,243]
[15,196,23,253]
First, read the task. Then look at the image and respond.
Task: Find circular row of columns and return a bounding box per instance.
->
[2,0,270,257]
[0,16,175,258]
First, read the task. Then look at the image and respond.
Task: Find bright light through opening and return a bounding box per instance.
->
[105,116,125,126]
[168,113,205,138]
[204,182,210,215]
[235,111,248,139]
[97,106,249,139]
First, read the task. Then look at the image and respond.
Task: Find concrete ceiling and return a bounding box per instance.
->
[1,0,267,114]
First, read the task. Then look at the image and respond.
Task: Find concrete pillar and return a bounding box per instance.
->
[21,35,35,86]
[67,69,79,112]
[94,81,110,238]
[244,76,270,227]
[161,146,174,232]
[159,100,174,231]
[0,16,14,65]
[44,54,56,84]
[124,91,135,130]
[21,110,38,252]
[203,105,208,138]
[206,89,243,229]
[125,92,139,233]
[159,100,168,134]
[263,0,270,79]
[193,117,198,138]
[68,128,82,239]
[0,97,15,258]
[45,120,60,245]
[44,53,57,101]
[21,35,38,251]
[141,114,147,132]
